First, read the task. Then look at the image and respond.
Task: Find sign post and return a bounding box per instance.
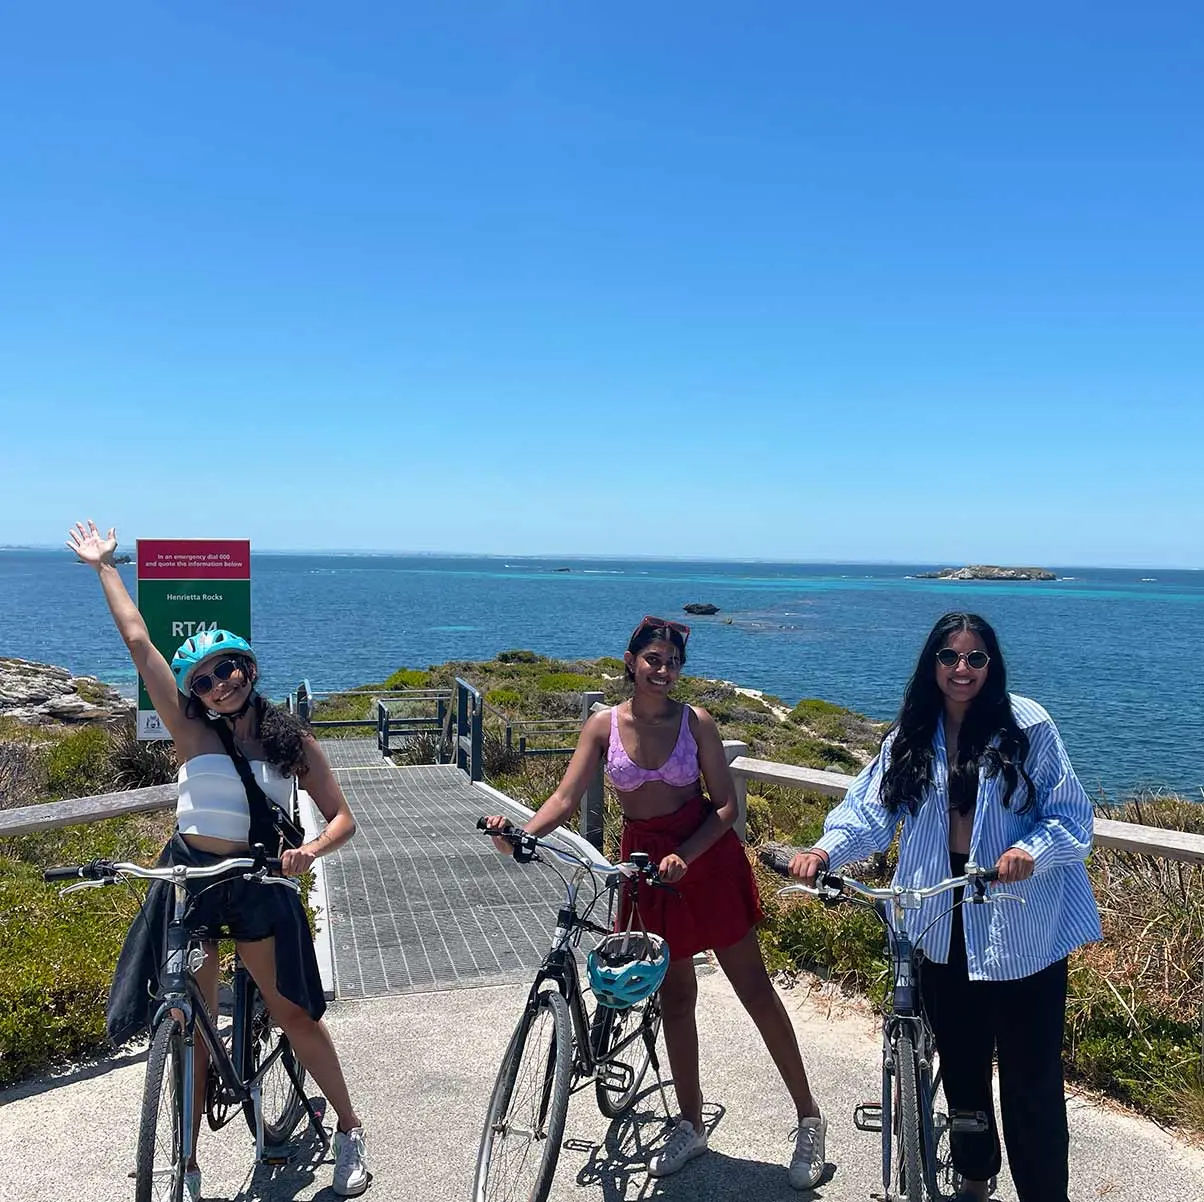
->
[136,539,252,740]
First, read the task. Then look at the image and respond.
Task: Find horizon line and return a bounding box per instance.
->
[2,544,1200,572]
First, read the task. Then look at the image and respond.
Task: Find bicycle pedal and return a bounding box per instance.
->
[949,1108,989,1133]
[598,1063,634,1090]
[853,1101,883,1132]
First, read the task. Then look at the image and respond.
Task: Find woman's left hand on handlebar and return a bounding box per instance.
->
[281,845,318,876]
[995,847,1034,883]
[482,814,516,855]
[658,853,688,884]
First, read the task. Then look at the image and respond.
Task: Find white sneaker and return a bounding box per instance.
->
[788,1113,827,1189]
[183,1168,202,1201]
[333,1126,370,1196]
[648,1118,708,1178]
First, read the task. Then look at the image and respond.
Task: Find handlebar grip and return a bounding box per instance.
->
[819,872,845,891]
[264,857,284,874]
[756,843,800,877]
[977,868,1000,883]
[476,816,514,834]
[43,865,86,882]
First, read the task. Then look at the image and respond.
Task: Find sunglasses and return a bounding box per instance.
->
[630,615,691,645]
[191,657,249,696]
[935,649,990,671]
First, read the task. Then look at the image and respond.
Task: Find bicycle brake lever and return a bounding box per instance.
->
[60,879,112,896]
[988,890,1027,905]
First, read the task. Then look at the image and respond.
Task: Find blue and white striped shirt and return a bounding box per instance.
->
[813,694,1102,981]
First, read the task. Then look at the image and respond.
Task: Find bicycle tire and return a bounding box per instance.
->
[240,983,308,1145]
[895,1034,930,1202]
[135,1016,186,1202]
[474,990,573,1202]
[591,994,661,1119]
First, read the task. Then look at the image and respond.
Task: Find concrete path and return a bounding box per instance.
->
[2,967,1199,1202]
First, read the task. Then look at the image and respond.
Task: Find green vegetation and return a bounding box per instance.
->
[0,719,177,1086]
[383,667,428,689]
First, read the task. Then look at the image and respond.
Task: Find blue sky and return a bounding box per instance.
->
[1,3,1201,566]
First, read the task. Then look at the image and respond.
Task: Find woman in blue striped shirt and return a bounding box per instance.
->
[790,612,1101,1202]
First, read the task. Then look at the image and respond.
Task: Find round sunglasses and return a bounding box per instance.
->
[191,657,248,696]
[935,648,990,671]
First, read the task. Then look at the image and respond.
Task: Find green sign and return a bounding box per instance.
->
[136,539,252,740]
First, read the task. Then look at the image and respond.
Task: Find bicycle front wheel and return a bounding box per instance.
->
[135,1016,186,1202]
[240,983,308,1146]
[591,994,661,1119]
[474,990,573,1202]
[894,1034,931,1202]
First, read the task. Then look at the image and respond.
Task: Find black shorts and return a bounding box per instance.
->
[185,873,279,942]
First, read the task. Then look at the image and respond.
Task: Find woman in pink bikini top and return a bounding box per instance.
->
[605,701,701,793]
[483,616,826,1185]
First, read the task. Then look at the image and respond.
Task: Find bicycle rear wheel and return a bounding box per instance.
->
[474,989,573,1202]
[894,1034,932,1202]
[240,981,307,1145]
[135,1016,186,1202]
[591,994,662,1119]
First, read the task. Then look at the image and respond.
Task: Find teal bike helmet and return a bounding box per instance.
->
[587,930,669,1009]
[171,629,257,694]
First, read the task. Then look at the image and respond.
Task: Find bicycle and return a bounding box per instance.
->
[44,849,329,1202]
[472,817,674,1202]
[765,850,1020,1202]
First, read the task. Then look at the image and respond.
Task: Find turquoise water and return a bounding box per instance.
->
[3,549,1202,797]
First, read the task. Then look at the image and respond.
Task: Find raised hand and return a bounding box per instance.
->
[67,520,118,568]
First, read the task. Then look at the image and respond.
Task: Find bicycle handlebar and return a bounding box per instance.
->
[476,817,666,886]
[43,849,296,893]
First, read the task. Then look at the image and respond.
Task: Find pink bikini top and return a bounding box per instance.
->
[605,704,701,793]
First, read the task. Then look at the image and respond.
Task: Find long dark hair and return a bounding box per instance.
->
[880,612,1034,814]
[185,654,310,777]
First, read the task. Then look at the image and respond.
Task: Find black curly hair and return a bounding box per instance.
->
[184,654,311,776]
[880,612,1035,815]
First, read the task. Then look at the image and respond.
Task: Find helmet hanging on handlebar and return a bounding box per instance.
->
[587,926,669,1009]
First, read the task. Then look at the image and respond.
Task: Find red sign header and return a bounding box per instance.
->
[137,539,251,580]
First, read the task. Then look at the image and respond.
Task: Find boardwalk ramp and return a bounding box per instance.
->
[318,740,565,999]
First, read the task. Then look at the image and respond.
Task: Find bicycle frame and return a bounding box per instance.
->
[499,829,664,1091]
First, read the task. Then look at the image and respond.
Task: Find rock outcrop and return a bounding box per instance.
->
[915,565,1057,582]
[683,603,720,615]
[0,657,133,725]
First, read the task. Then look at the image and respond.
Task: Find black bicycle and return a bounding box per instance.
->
[473,818,673,1202]
[765,850,1020,1202]
[45,850,328,1202]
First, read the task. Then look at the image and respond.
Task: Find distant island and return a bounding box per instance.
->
[916,565,1057,581]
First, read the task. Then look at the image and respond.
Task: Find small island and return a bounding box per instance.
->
[916,565,1057,582]
[683,603,720,615]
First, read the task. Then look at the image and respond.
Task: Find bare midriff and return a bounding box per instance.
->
[615,779,701,822]
[181,832,253,855]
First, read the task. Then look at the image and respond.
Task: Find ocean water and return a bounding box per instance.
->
[2,549,1202,797]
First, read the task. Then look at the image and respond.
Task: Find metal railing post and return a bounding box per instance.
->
[470,694,483,782]
[580,692,606,849]
[377,700,389,755]
[297,679,312,724]
[436,697,447,764]
[455,680,468,775]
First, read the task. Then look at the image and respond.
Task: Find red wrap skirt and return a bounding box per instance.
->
[618,793,765,963]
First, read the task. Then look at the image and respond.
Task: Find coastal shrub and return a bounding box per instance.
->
[537,672,593,693]
[44,726,113,799]
[108,719,177,789]
[595,657,626,675]
[482,730,524,778]
[486,687,522,711]
[0,738,46,809]
[779,736,862,774]
[497,650,542,664]
[383,668,428,689]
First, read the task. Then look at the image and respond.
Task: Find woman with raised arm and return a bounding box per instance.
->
[486,616,828,1189]
[69,521,370,1200]
[791,612,1101,1202]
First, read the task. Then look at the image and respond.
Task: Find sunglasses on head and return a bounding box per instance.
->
[630,615,691,645]
[935,648,990,670]
[191,657,249,696]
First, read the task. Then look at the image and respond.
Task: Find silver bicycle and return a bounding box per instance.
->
[45,851,325,1202]
[766,852,1020,1202]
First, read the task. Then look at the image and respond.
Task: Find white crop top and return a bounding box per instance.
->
[176,754,294,843]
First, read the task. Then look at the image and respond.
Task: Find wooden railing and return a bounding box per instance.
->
[4,736,1203,866]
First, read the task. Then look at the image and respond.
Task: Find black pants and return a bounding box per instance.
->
[919,900,1070,1202]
